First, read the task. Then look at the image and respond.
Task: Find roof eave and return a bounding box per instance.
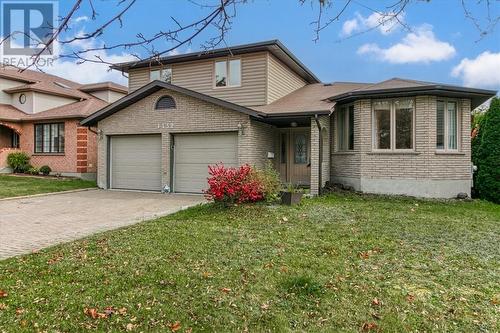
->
[110,40,320,84]
[329,86,497,109]
[81,80,265,126]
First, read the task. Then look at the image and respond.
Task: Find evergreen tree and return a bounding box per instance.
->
[476,97,500,203]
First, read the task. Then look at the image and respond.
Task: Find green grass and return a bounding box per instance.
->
[0,193,499,332]
[0,175,96,199]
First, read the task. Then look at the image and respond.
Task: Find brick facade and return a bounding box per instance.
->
[97,88,277,190]
[330,96,472,198]
[0,119,97,179]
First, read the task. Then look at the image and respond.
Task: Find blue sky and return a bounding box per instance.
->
[53,0,499,91]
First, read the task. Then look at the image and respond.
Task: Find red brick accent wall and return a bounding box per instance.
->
[12,119,98,174]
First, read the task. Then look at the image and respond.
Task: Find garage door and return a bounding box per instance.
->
[174,133,238,193]
[110,135,162,191]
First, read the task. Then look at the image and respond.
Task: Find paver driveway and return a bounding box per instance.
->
[0,189,204,260]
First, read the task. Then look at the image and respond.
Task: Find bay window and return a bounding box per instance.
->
[436,99,458,151]
[35,123,65,153]
[215,59,241,87]
[337,104,354,151]
[372,99,414,151]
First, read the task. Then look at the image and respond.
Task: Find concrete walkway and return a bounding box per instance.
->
[0,189,204,260]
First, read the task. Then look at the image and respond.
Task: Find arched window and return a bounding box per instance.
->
[155,95,176,110]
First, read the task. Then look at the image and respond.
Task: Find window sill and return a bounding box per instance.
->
[367,151,420,155]
[435,151,465,155]
[213,85,242,89]
[332,151,356,155]
[32,153,65,156]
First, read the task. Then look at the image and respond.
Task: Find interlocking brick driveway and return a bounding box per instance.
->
[0,189,204,260]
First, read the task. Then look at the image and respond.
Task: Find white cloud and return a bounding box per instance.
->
[452,51,500,88]
[74,16,89,23]
[43,35,135,85]
[340,12,403,37]
[357,25,456,64]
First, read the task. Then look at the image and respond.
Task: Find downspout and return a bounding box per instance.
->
[314,114,322,195]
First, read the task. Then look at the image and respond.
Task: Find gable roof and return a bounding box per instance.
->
[81,80,265,126]
[253,82,371,116]
[0,66,127,100]
[0,66,122,121]
[111,40,320,84]
[328,78,496,109]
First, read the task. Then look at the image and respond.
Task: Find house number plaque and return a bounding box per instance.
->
[157,122,174,129]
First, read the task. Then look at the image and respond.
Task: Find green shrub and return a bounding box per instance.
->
[27,167,40,175]
[39,165,52,176]
[475,97,500,203]
[251,161,281,202]
[7,152,30,173]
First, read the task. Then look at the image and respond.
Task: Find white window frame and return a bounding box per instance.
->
[371,98,416,152]
[336,104,354,151]
[213,58,241,88]
[436,98,460,152]
[150,67,172,83]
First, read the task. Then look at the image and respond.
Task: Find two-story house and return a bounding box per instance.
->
[81,40,496,198]
[0,66,127,179]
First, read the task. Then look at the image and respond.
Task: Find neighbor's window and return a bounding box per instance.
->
[373,99,414,151]
[337,105,354,151]
[150,68,172,83]
[34,123,65,153]
[436,99,458,150]
[215,59,241,87]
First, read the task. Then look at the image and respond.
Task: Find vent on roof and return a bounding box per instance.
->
[323,83,333,86]
[54,81,71,89]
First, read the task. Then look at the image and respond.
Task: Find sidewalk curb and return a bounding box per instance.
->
[0,188,98,202]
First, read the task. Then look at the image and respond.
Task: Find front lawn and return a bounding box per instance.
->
[0,194,498,332]
[0,175,96,199]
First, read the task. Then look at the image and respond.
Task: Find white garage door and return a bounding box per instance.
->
[110,135,162,191]
[174,133,238,193]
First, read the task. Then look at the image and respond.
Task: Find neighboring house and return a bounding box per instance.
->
[81,40,496,198]
[0,66,127,179]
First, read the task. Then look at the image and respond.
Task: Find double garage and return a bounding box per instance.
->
[109,132,238,193]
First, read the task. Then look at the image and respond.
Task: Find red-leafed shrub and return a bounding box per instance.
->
[204,164,265,205]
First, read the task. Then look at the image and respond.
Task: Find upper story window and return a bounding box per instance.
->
[373,98,414,151]
[215,59,241,87]
[155,95,176,110]
[337,104,354,151]
[34,123,65,154]
[436,99,459,151]
[150,68,172,83]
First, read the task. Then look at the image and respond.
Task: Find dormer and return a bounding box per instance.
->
[112,40,320,107]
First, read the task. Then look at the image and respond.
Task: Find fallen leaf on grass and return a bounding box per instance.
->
[0,290,7,298]
[220,287,231,294]
[282,217,288,222]
[168,321,181,332]
[260,303,270,310]
[0,303,7,310]
[84,307,108,319]
[126,323,136,331]
[362,322,378,331]
[15,308,24,315]
[202,271,213,279]
[406,294,415,303]
[371,298,380,306]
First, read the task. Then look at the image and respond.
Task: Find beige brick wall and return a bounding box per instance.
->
[311,115,330,195]
[96,88,274,189]
[330,96,472,197]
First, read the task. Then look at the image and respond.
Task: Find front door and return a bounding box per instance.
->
[279,128,311,186]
